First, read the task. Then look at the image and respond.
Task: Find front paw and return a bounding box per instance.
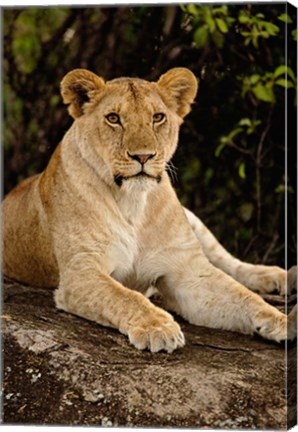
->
[127,310,185,353]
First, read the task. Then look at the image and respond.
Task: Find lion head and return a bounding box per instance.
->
[60,68,198,189]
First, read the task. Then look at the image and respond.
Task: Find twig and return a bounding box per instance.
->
[261,233,279,264]
[242,234,258,260]
[227,140,252,156]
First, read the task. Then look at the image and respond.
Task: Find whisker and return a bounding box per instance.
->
[166,161,178,184]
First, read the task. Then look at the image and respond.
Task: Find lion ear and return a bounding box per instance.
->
[60,69,105,118]
[157,68,198,118]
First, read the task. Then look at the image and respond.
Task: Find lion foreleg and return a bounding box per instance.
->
[157,255,296,342]
[54,256,185,353]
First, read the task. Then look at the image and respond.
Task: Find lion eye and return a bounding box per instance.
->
[153,113,166,124]
[105,113,121,125]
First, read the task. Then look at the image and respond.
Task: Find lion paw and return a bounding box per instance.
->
[127,312,185,353]
[243,265,288,295]
[255,307,297,342]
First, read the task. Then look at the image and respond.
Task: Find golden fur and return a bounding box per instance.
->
[2,68,296,352]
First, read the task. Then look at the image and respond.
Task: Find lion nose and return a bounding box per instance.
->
[127,152,156,165]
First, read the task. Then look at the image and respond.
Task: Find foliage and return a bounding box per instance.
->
[3,4,297,267]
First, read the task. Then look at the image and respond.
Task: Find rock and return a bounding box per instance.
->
[1,278,297,428]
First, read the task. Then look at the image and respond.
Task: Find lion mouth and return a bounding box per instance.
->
[114,171,162,187]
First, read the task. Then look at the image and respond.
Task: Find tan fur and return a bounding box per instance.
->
[2,68,296,352]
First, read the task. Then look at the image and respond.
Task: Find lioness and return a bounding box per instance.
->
[2,68,296,352]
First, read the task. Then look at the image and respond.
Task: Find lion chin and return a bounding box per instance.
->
[114,171,162,187]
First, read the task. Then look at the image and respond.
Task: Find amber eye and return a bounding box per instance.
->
[153,113,166,124]
[105,113,121,125]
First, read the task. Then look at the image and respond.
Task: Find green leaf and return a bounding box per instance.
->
[275,184,284,193]
[215,17,228,33]
[211,30,224,48]
[275,78,295,88]
[275,184,294,194]
[278,13,293,23]
[238,162,246,179]
[252,35,259,49]
[260,31,269,38]
[215,141,227,157]
[187,4,199,16]
[220,136,229,144]
[226,16,236,26]
[238,118,252,127]
[274,65,296,82]
[274,65,287,78]
[249,74,260,84]
[292,29,297,41]
[238,13,250,24]
[252,84,275,102]
[213,5,228,16]
[240,31,251,37]
[194,26,209,48]
[247,119,261,134]
[286,66,296,83]
[204,9,216,33]
[228,127,243,139]
[263,22,279,36]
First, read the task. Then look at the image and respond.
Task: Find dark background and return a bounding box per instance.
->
[3,3,297,267]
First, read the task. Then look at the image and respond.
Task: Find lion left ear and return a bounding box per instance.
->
[157,68,198,118]
[61,69,105,118]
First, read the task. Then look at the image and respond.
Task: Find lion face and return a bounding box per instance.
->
[60,68,198,188]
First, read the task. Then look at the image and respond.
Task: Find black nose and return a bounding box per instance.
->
[127,152,156,164]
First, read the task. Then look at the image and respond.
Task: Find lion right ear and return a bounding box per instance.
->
[60,69,105,118]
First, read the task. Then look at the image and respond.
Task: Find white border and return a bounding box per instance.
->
[1,1,297,432]
[0,0,296,7]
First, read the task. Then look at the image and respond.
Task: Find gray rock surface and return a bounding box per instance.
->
[1,277,297,428]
